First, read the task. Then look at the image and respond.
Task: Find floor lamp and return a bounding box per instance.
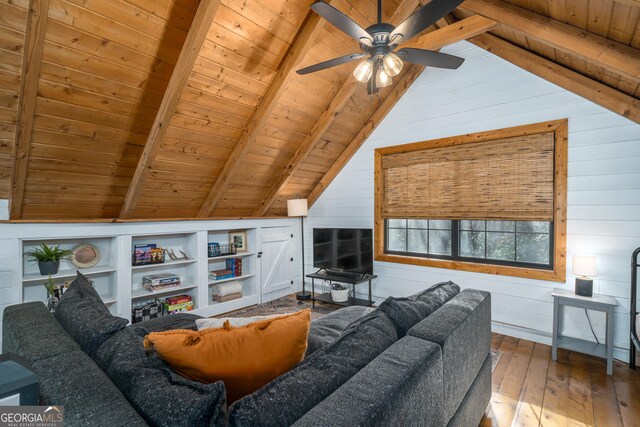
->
[288,198,311,301]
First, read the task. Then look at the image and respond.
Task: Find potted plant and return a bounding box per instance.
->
[25,243,72,275]
[330,283,349,303]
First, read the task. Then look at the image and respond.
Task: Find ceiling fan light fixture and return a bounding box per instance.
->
[383,52,403,77]
[353,59,374,83]
[376,67,392,88]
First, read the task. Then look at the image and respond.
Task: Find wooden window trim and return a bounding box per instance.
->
[374,119,568,282]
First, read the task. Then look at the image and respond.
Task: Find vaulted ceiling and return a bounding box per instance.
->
[0,0,638,221]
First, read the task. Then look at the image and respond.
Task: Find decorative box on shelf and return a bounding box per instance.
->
[132,244,165,266]
[142,273,181,292]
[132,300,163,324]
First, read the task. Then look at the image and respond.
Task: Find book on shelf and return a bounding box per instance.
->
[162,294,193,315]
[210,269,234,280]
[225,257,243,277]
[142,272,180,286]
[164,294,192,305]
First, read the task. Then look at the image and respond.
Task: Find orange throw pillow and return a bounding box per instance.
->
[144,309,311,403]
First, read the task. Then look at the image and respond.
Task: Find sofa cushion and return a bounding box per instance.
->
[228,308,398,427]
[137,312,202,332]
[378,281,460,336]
[96,325,227,427]
[407,289,491,423]
[2,302,80,363]
[293,336,445,427]
[144,309,311,404]
[54,272,128,358]
[32,350,146,427]
[306,306,374,356]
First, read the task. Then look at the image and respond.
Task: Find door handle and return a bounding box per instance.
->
[257,252,263,258]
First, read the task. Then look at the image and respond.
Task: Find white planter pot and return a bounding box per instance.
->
[330,289,349,303]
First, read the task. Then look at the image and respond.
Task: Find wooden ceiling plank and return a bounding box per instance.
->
[196,6,328,218]
[10,0,49,219]
[469,32,640,123]
[460,0,640,81]
[307,64,425,207]
[118,0,221,219]
[255,14,497,216]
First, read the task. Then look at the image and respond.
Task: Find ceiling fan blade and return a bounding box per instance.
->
[397,48,464,69]
[296,53,366,75]
[389,0,466,45]
[311,2,373,44]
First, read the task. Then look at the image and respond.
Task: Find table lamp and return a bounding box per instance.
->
[573,255,597,297]
[288,198,311,301]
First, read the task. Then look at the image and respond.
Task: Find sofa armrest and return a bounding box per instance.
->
[407,289,491,423]
[293,336,445,427]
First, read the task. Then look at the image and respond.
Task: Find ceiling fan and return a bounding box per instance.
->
[297,0,466,94]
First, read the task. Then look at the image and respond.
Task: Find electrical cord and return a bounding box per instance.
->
[584,309,600,344]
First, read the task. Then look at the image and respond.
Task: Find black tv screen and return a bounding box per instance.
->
[313,228,373,274]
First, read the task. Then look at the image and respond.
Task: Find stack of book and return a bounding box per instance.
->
[210,269,234,281]
[142,272,181,292]
[225,257,243,277]
[162,294,193,315]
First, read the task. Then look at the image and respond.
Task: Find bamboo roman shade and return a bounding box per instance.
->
[380,132,555,221]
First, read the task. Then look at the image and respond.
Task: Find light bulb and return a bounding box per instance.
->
[353,59,373,83]
[376,67,392,87]
[383,52,403,77]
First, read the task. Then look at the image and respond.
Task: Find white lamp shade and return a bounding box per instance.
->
[572,255,597,277]
[287,199,308,217]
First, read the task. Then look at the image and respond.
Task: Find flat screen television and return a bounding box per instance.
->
[313,228,373,275]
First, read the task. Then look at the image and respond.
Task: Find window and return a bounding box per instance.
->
[374,120,568,281]
[386,219,553,269]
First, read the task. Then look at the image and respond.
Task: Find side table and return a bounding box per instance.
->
[551,288,617,375]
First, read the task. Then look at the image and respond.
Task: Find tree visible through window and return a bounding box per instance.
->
[386,219,553,269]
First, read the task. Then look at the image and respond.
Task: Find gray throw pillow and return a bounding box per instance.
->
[228,309,398,427]
[54,272,128,358]
[95,326,227,427]
[378,281,460,336]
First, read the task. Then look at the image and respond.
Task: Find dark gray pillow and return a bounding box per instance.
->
[55,272,128,359]
[229,309,398,426]
[95,325,227,427]
[306,306,374,356]
[378,281,460,336]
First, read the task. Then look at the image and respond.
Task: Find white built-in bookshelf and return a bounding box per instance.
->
[19,228,261,322]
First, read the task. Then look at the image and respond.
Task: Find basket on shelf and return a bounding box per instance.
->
[208,242,237,257]
[132,300,163,324]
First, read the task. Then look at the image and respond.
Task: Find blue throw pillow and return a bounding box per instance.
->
[55,272,128,358]
[378,281,460,336]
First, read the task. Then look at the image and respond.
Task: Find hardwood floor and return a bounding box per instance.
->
[481,334,640,427]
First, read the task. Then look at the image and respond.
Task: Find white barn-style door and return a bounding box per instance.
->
[260,226,294,303]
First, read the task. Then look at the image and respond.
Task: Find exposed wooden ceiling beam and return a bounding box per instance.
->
[460,0,640,82]
[10,0,50,219]
[254,14,497,216]
[251,0,421,217]
[307,63,425,207]
[469,32,640,123]
[118,0,221,219]
[196,8,328,218]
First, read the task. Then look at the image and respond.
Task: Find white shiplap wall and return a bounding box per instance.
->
[306,41,640,361]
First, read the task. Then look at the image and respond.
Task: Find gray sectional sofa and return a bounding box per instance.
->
[2,276,491,427]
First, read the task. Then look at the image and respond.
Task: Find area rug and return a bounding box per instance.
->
[218,296,335,321]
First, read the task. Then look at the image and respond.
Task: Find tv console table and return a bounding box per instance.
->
[306,271,377,308]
